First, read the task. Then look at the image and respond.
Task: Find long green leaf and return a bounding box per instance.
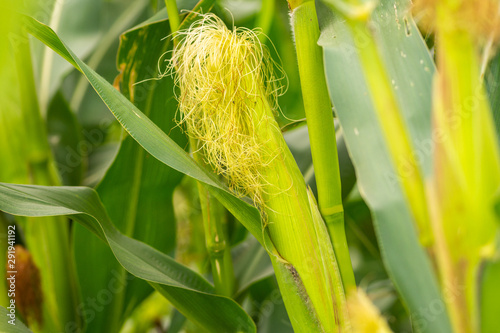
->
[318,0,452,331]
[0,183,256,333]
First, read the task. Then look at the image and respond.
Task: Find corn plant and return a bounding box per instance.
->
[0,0,498,332]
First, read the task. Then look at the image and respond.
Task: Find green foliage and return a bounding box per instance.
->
[0,183,255,332]
[1,0,499,331]
[317,0,453,331]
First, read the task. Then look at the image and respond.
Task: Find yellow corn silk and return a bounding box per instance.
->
[169,14,349,332]
[347,290,392,333]
[414,0,500,332]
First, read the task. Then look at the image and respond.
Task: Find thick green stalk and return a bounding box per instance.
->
[290,0,355,291]
[25,165,81,332]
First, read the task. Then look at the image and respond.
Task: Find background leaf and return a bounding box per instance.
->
[480,259,500,333]
[47,91,85,186]
[233,237,273,297]
[318,0,452,331]
[28,0,150,113]
[485,50,500,143]
[285,123,356,199]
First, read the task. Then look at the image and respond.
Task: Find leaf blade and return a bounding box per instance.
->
[318,1,452,331]
[0,183,256,333]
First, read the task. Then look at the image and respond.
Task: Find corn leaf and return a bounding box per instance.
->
[318,0,452,331]
[0,183,256,333]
